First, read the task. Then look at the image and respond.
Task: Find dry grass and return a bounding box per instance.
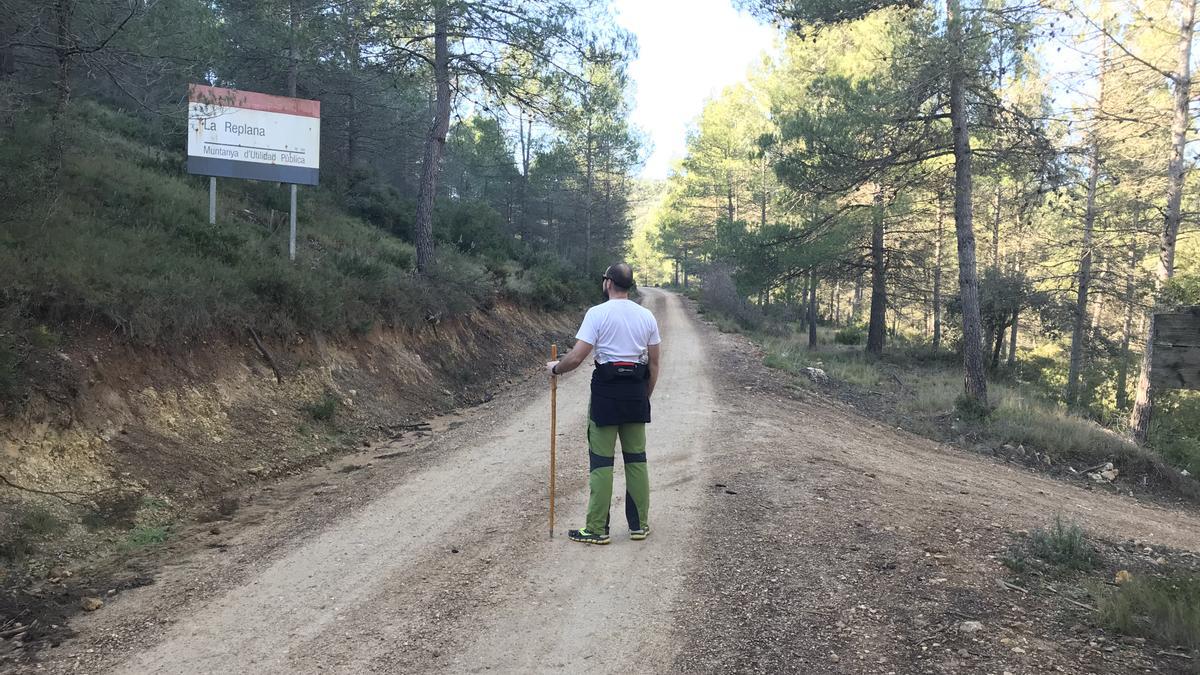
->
[756,335,1200,502]
[1099,573,1200,652]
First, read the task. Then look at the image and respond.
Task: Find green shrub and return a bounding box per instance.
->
[834,325,865,345]
[713,314,741,334]
[81,491,143,530]
[0,332,25,415]
[303,390,340,423]
[0,503,67,561]
[700,264,762,330]
[1100,573,1200,650]
[1026,517,1100,571]
[18,504,64,537]
[1003,517,1100,575]
[126,524,171,547]
[1150,392,1200,476]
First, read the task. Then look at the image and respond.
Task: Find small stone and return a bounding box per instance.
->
[47,567,72,581]
[958,621,984,635]
[209,527,221,535]
[803,367,829,383]
[80,597,104,612]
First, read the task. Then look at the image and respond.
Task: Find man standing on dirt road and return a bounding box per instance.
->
[546,263,661,545]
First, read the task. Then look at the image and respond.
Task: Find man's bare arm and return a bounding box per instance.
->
[546,339,593,377]
[646,344,661,398]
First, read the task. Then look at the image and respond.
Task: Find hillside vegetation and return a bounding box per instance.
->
[1,0,641,417]
[0,102,591,415]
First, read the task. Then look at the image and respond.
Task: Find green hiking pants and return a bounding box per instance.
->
[586,417,649,534]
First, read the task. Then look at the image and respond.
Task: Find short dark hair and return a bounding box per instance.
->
[604,263,634,290]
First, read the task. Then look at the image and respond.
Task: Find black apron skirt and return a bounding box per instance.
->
[589,361,651,427]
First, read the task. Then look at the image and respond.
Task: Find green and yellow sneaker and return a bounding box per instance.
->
[568,528,611,545]
[630,526,650,541]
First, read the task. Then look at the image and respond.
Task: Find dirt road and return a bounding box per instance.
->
[36,289,1200,674]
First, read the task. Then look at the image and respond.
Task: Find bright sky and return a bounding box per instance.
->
[612,0,778,179]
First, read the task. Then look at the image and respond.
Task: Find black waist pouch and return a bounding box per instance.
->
[590,362,651,426]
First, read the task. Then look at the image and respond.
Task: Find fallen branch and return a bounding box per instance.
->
[0,621,35,640]
[997,578,1029,594]
[0,474,124,507]
[1078,461,1111,475]
[1044,584,1096,612]
[247,327,284,384]
[379,422,432,433]
[1158,650,1193,659]
[916,624,951,644]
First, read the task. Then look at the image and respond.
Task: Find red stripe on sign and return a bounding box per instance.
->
[189,84,320,118]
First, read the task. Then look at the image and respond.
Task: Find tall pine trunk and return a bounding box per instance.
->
[584,116,594,274]
[345,6,361,173]
[414,1,451,275]
[53,0,75,123]
[807,271,819,348]
[933,191,944,350]
[519,115,532,242]
[991,185,1000,270]
[866,187,887,354]
[287,0,300,97]
[1066,141,1100,404]
[852,270,864,323]
[1130,0,1196,442]
[833,278,841,324]
[1067,26,1109,406]
[1007,194,1026,368]
[948,0,988,407]
[1117,233,1140,411]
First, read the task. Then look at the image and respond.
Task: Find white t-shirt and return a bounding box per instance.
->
[575,299,662,364]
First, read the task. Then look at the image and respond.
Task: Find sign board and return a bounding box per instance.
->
[1151,307,1200,390]
[187,84,320,185]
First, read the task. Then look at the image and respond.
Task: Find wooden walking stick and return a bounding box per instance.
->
[549,344,557,539]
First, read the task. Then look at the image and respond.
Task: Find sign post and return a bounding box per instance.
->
[289,184,298,261]
[186,84,320,258]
